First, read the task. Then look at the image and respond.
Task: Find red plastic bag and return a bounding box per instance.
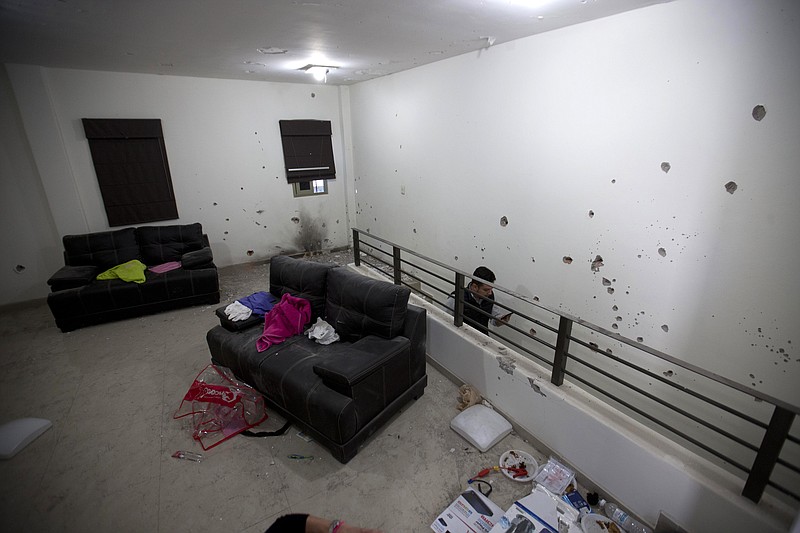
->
[173,364,267,450]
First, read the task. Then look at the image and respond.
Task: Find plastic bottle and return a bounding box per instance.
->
[599,500,653,533]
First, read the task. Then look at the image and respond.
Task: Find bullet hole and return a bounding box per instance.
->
[611,179,616,184]
[663,370,674,377]
[413,228,417,233]
[213,202,218,206]
[240,187,244,190]
[591,255,604,272]
[563,256,573,264]
[661,162,671,173]
[612,305,618,311]
[658,247,667,257]
[612,323,619,330]
[246,250,254,256]
[276,176,279,179]
[636,337,644,343]
[454,256,458,261]
[588,210,595,218]
[14,264,26,273]
[616,316,622,321]
[224,231,229,235]
[637,254,642,259]
[500,216,509,227]
[602,278,611,286]
[291,217,300,224]
[725,181,738,194]
[606,348,613,354]
[311,92,316,98]
[256,210,265,214]
[752,105,766,121]
[607,287,615,294]
[661,324,669,333]
[749,373,755,379]
[533,296,539,301]
[529,328,537,336]
[589,342,598,349]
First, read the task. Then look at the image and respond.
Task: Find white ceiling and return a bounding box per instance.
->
[0,0,671,85]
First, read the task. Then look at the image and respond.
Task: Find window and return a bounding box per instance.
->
[82,118,178,227]
[279,119,336,183]
[292,179,328,198]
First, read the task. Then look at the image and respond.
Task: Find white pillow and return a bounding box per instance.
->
[450,404,512,452]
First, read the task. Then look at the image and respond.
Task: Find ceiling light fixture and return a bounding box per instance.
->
[300,64,338,83]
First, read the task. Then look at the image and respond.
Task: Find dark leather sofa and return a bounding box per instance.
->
[206,255,428,463]
[47,223,220,332]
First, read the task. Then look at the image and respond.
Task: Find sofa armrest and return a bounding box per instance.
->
[313,336,410,397]
[47,265,98,292]
[214,305,263,332]
[181,247,213,269]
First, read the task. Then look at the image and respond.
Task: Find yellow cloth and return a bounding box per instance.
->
[96,260,147,283]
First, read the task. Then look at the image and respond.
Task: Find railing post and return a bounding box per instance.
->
[742,406,795,502]
[454,273,465,327]
[393,246,402,285]
[551,316,573,386]
[352,229,360,266]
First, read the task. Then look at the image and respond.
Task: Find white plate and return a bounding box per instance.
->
[581,513,622,533]
[499,449,537,482]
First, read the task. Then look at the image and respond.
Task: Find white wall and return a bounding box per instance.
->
[1,65,352,305]
[347,0,800,407]
[0,66,63,305]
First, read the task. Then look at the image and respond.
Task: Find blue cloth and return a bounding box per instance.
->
[237,291,278,317]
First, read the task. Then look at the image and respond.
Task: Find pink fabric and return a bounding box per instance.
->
[256,293,312,352]
[148,261,182,274]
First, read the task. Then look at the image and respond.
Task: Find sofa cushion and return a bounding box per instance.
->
[136,223,205,265]
[47,265,99,291]
[324,268,410,342]
[269,255,335,321]
[63,227,139,270]
[181,247,213,269]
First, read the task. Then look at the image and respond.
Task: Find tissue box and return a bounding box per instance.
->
[431,487,504,533]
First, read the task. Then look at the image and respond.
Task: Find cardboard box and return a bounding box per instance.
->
[431,487,504,533]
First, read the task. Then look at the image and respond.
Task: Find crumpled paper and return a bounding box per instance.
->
[306,317,340,345]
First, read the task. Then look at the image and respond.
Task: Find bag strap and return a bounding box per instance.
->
[240,420,292,438]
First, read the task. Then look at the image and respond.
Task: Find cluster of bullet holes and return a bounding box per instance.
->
[500,216,509,227]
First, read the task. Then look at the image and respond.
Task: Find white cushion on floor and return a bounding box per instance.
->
[450,404,512,452]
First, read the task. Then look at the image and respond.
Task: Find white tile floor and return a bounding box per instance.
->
[0,260,546,533]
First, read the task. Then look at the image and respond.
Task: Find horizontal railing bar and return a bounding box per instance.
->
[361,243,392,258]
[777,457,800,476]
[492,317,558,352]
[459,315,554,367]
[568,352,760,452]
[353,228,800,415]
[570,335,769,431]
[395,267,452,297]
[398,257,453,286]
[766,480,800,502]
[564,368,752,474]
